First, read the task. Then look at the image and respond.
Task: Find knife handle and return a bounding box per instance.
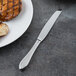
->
[19,39,41,69]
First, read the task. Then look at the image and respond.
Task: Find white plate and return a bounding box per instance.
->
[0,0,33,48]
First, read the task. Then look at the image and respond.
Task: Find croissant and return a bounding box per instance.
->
[0,0,22,21]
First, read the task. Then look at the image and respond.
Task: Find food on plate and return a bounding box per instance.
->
[0,23,9,36]
[0,0,22,21]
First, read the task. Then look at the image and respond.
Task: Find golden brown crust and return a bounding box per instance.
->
[0,0,22,21]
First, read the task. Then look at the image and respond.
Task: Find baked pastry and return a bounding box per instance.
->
[0,0,22,21]
[0,23,9,36]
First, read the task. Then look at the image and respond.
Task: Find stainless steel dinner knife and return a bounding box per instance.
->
[19,10,62,69]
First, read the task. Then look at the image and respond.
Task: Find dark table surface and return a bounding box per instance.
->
[0,0,76,76]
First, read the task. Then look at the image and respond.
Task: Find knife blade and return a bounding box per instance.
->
[19,10,62,69]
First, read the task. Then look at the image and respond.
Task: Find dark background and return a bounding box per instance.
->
[0,0,76,76]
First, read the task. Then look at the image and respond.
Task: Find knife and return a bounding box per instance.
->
[19,10,62,69]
